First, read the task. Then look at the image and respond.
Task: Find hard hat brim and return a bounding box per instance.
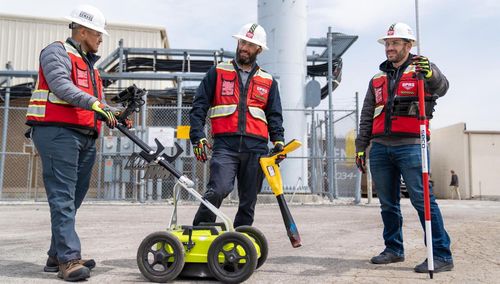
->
[377,35,417,46]
[232,34,268,50]
[64,16,109,36]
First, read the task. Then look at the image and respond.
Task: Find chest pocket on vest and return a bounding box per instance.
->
[74,61,89,89]
[221,73,236,96]
[372,79,385,105]
[251,82,269,103]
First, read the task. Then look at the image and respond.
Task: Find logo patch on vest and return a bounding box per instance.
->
[76,68,89,88]
[402,82,415,90]
[222,80,235,96]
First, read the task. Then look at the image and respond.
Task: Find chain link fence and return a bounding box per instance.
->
[0,91,360,203]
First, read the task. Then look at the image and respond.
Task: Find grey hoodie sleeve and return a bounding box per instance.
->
[425,63,449,97]
[40,42,99,110]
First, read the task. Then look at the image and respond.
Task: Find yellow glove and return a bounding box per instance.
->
[91,101,117,128]
[412,55,433,79]
[356,151,366,173]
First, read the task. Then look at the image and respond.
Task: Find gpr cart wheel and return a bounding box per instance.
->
[207,232,257,283]
[137,231,185,283]
[235,225,268,269]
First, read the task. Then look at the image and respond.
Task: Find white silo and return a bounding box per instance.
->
[258,0,308,190]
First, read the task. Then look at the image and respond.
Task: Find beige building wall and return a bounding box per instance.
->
[431,123,468,199]
[431,122,500,199]
[468,132,500,197]
[0,12,171,90]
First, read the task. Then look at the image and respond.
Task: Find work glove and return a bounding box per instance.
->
[270,141,286,164]
[355,151,366,174]
[91,101,118,128]
[412,55,433,79]
[193,138,211,163]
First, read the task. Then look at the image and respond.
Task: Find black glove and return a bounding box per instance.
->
[193,138,211,163]
[270,141,286,164]
[412,55,433,79]
[355,151,366,174]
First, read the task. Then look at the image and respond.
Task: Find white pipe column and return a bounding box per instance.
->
[258,0,308,191]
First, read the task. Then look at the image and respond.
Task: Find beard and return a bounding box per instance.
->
[386,49,407,63]
[236,46,258,66]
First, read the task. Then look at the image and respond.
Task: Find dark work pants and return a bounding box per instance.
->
[193,148,264,227]
[32,126,96,263]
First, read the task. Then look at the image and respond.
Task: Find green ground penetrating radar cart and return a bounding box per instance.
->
[111,85,268,283]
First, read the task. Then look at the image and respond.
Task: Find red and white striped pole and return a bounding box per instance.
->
[417,74,434,279]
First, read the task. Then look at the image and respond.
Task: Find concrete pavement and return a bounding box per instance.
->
[1,199,499,283]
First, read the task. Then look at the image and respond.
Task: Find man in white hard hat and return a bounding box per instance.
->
[355,23,453,273]
[189,23,284,227]
[26,4,129,282]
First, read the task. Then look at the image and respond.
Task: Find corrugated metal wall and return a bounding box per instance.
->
[0,13,172,90]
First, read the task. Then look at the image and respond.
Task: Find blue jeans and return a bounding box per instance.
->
[32,126,96,263]
[369,142,452,262]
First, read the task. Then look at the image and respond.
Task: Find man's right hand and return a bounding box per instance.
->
[193,138,212,163]
[91,101,117,128]
[356,151,366,174]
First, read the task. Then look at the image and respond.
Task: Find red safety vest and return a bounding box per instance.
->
[371,65,431,138]
[208,61,272,140]
[26,41,103,134]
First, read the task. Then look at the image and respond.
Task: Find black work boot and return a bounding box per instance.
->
[44,256,96,272]
[57,259,90,281]
[370,251,405,264]
[414,258,454,273]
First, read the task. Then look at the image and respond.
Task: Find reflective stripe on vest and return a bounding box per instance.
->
[208,104,237,118]
[26,105,45,117]
[248,106,267,124]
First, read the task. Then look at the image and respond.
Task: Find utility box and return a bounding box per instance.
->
[103,136,117,154]
[119,137,134,154]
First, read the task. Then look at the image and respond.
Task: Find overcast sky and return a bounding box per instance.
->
[2,0,498,131]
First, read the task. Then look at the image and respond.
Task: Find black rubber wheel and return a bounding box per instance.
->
[136,231,185,283]
[235,225,268,269]
[207,232,257,283]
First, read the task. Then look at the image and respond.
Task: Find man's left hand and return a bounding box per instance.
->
[412,55,433,79]
[270,141,286,164]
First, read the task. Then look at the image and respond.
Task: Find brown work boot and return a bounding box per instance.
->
[57,259,90,281]
[44,255,96,272]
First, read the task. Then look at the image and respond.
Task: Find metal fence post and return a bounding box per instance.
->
[354,92,361,204]
[0,62,13,198]
[326,27,337,199]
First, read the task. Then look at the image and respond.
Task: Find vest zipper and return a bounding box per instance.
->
[233,61,258,152]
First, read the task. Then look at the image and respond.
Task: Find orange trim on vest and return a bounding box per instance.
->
[371,67,431,138]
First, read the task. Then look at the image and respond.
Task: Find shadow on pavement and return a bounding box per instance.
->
[265,256,414,275]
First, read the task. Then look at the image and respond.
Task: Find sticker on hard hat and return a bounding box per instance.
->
[222,80,235,96]
[246,31,254,38]
[79,11,94,21]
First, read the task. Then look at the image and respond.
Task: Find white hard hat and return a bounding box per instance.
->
[232,23,268,50]
[64,4,108,36]
[378,23,417,46]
